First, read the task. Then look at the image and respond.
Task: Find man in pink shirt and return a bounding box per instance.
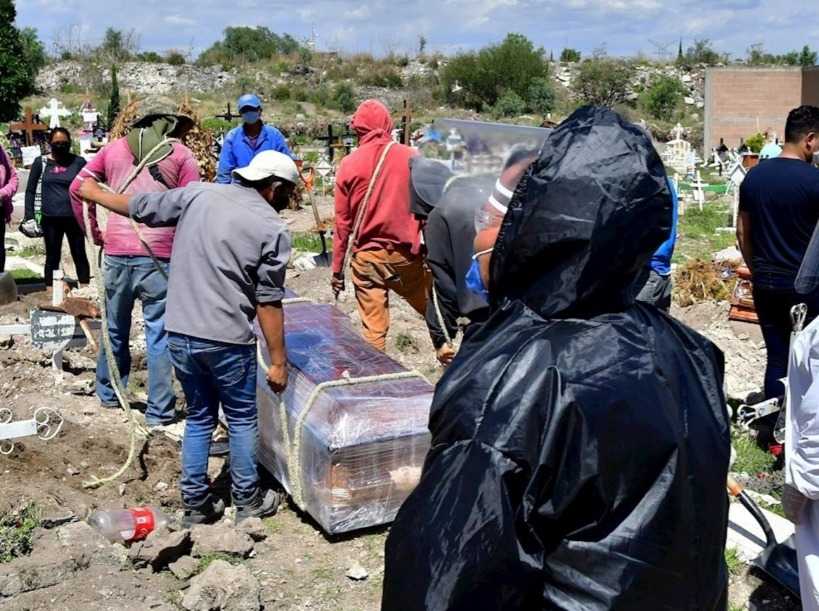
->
[70,103,200,426]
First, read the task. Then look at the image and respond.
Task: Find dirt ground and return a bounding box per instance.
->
[0,201,795,610]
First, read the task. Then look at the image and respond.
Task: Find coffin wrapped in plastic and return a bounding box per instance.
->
[256,299,434,534]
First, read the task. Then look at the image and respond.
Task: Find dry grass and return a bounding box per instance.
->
[674,260,736,307]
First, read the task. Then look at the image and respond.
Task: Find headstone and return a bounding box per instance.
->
[39,98,72,129]
[661,123,693,175]
[21,145,42,167]
[30,309,87,351]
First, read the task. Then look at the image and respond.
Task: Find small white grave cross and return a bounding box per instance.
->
[692,170,707,211]
[39,98,72,129]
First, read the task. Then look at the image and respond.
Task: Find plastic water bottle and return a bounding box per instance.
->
[88,506,169,542]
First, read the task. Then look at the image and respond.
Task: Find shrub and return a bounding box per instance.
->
[440,33,548,111]
[572,58,634,107]
[272,84,291,100]
[526,77,556,115]
[745,133,765,154]
[331,83,356,113]
[165,51,186,65]
[494,90,527,118]
[137,51,163,63]
[560,48,581,63]
[641,75,685,119]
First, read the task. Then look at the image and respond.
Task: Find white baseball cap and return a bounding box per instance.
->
[233,150,299,185]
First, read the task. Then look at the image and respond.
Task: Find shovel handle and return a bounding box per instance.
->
[727,475,743,497]
[727,475,778,548]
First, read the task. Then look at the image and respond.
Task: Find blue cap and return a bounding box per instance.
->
[237,94,262,111]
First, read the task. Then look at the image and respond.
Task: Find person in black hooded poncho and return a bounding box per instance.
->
[382,107,731,611]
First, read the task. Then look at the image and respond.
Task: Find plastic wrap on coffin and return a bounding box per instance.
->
[256,301,433,534]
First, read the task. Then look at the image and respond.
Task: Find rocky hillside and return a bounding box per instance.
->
[36,61,236,95]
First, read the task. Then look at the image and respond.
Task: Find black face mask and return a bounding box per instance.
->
[271,185,293,212]
[51,142,71,157]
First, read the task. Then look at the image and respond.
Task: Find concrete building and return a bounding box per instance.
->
[704,66,819,154]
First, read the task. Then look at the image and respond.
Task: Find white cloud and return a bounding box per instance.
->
[164,15,196,26]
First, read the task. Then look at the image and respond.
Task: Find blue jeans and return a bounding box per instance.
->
[167,333,259,507]
[96,255,176,425]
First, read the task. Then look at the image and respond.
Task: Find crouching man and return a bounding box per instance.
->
[78,151,297,526]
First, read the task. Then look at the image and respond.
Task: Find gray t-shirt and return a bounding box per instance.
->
[129,182,291,345]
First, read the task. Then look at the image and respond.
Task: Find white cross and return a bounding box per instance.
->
[671,123,685,142]
[39,98,72,129]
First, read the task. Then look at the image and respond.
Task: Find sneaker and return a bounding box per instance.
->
[100,401,121,410]
[182,495,226,528]
[235,489,281,524]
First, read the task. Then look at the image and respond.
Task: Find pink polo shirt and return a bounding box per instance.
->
[70,137,200,259]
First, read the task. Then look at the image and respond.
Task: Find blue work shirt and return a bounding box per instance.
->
[649,178,679,276]
[216,124,293,183]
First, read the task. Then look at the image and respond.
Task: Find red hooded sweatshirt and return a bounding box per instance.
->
[332,99,421,274]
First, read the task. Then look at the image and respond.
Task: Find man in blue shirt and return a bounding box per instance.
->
[216,94,293,183]
[636,177,679,311]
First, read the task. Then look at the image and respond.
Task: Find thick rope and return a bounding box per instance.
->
[340,141,396,280]
[286,370,427,509]
[431,283,454,348]
[255,297,428,509]
[81,138,178,489]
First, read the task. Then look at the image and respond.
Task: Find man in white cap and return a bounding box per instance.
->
[78,151,297,526]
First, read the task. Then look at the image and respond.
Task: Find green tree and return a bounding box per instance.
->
[440,34,548,111]
[677,39,683,63]
[641,75,684,119]
[493,90,526,118]
[331,83,356,112]
[0,0,36,122]
[138,51,163,63]
[198,27,304,67]
[19,27,46,74]
[684,39,721,66]
[418,35,427,56]
[526,77,556,114]
[165,50,186,65]
[573,58,635,107]
[560,48,581,63]
[800,45,818,67]
[99,27,136,62]
[107,65,120,130]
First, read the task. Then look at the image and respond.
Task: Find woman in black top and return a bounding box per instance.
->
[25,128,90,288]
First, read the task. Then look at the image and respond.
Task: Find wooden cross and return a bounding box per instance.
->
[215,103,239,123]
[10,108,48,146]
[400,99,412,146]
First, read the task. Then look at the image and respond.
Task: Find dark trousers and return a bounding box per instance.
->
[42,215,90,286]
[753,284,819,399]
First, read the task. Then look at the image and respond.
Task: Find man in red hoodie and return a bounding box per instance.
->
[331,100,428,351]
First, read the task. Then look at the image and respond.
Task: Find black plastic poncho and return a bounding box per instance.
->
[382,107,731,611]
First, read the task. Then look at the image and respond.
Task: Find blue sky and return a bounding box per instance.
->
[14,0,819,59]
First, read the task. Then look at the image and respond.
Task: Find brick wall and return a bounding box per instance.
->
[704,67,804,154]
[802,68,819,107]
